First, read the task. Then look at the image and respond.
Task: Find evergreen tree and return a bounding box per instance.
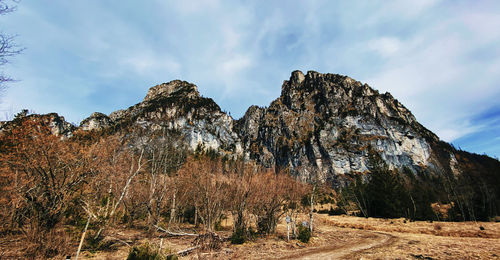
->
[365,151,411,218]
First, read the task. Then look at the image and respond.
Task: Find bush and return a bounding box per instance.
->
[192,232,223,251]
[256,215,278,235]
[297,225,311,243]
[127,243,175,260]
[24,227,72,259]
[230,227,246,244]
[328,207,344,216]
[316,209,330,214]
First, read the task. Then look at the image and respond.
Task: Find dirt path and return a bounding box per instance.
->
[282,231,397,260]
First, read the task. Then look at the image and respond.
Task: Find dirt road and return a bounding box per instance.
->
[282,231,397,260]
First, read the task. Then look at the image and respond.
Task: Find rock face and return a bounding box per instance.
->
[82,80,243,156]
[79,112,112,131]
[236,71,439,182]
[0,112,75,139]
[22,70,495,183]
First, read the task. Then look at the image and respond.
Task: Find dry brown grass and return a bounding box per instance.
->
[323,215,500,239]
[4,213,498,259]
[321,214,500,259]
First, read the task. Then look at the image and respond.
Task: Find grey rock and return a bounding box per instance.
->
[80,112,112,131]
[237,71,440,184]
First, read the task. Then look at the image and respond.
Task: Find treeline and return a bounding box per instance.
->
[337,151,500,221]
[0,119,311,258]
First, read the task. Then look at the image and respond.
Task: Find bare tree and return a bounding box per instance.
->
[251,169,298,235]
[178,156,230,232]
[299,164,326,235]
[78,135,145,239]
[227,160,258,238]
[143,130,186,227]
[283,174,307,239]
[0,0,24,92]
[0,119,95,257]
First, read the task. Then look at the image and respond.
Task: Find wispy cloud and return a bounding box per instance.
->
[368,37,402,57]
[0,0,499,156]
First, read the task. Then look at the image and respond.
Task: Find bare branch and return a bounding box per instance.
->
[176,245,200,256]
[154,225,197,237]
[0,0,18,16]
[109,149,144,218]
[0,1,24,89]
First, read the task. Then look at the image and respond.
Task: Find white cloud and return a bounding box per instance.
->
[121,54,181,76]
[461,13,500,42]
[368,37,401,57]
[392,0,441,16]
[430,117,484,142]
[218,55,252,76]
[167,0,220,14]
[2,0,500,156]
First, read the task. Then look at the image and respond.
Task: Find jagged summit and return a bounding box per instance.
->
[143,80,199,102]
[237,70,442,182]
[82,80,219,130]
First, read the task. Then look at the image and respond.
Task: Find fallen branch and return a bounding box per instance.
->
[154,225,198,237]
[176,245,200,256]
[106,236,132,247]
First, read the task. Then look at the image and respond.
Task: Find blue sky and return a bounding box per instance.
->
[0,0,499,158]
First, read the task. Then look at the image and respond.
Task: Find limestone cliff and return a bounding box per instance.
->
[236,71,442,182]
[18,70,496,184]
[82,80,243,156]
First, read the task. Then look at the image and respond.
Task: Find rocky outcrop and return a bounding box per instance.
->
[44,113,75,138]
[84,80,243,156]
[235,71,442,182]
[80,71,450,183]
[80,112,112,131]
[0,112,75,139]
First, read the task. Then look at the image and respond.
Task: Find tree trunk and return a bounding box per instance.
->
[194,206,198,226]
[169,189,176,224]
[310,185,315,234]
[75,215,91,260]
[96,150,143,239]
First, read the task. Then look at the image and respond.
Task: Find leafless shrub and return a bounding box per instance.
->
[22,224,72,259]
[192,232,224,251]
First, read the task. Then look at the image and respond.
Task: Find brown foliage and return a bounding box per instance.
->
[0,120,310,257]
[0,119,95,257]
[251,169,306,234]
[177,156,230,231]
[1,120,94,229]
[22,223,73,259]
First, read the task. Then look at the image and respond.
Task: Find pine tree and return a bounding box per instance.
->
[365,150,411,218]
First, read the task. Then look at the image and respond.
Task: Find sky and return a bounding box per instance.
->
[0,0,499,158]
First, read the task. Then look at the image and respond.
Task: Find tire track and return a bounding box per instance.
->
[282,231,397,260]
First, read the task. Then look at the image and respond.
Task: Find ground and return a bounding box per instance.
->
[1,214,499,259]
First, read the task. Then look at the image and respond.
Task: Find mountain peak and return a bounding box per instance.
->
[143,80,199,102]
[290,70,306,84]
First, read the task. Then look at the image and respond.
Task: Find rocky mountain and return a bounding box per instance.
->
[3,70,498,184]
[80,80,243,156]
[236,71,442,182]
